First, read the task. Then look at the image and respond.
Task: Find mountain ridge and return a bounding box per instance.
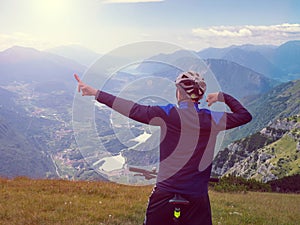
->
[223,79,300,144]
[0,46,85,89]
[198,40,300,81]
[213,114,300,183]
[0,43,299,182]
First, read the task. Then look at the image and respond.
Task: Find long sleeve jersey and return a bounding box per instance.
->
[95,91,252,197]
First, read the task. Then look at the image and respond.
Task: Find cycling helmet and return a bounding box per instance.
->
[175,71,206,102]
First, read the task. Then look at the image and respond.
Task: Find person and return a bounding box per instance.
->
[74,71,252,225]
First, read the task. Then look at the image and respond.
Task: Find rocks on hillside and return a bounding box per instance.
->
[213,115,300,182]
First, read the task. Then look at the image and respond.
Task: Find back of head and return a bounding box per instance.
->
[175,71,206,103]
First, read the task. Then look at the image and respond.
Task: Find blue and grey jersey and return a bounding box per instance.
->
[96,91,252,197]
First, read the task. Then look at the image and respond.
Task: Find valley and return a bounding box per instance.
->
[0,41,299,188]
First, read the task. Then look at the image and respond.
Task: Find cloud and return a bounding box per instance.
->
[193,26,252,37]
[102,0,164,3]
[192,23,300,38]
[191,23,300,48]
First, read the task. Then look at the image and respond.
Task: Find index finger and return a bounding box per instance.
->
[74,74,81,83]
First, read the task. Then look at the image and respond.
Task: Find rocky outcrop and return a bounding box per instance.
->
[212,115,300,182]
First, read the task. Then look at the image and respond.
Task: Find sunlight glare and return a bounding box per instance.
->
[32,0,69,21]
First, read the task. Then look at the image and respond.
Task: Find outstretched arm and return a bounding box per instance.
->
[74,74,165,125]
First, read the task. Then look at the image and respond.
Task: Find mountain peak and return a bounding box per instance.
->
[279,40,300,47]
[0,46,43,63]
[2,45,42,55]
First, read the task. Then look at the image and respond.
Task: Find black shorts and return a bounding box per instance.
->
[143,187,212,225]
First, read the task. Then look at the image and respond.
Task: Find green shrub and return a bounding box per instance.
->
[210,175,271,193]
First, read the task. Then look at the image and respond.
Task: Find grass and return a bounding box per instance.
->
[211,191,300,225]
[0,177,299,225]
[269,135,300,178]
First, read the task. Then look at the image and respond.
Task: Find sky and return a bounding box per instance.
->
[0,0,300,54]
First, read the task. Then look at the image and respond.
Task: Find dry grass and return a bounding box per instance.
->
[0,177,299,225]
[210,191,300,225]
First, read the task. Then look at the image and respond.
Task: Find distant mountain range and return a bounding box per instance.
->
[204,59,278,100]
[0,41,299,182]
[198,40,300,81]
[0,46,85,90]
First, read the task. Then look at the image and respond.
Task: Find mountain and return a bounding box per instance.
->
[212,114,300,183]
[204,59,278,100]
[197,46,232,59]
[136,51,279,100]
[76,53,280,184]
[212,79,300,181]
[46,45,101,67]
[0,87,57,178]
[198,40,300,81]
[0,85,104,180]
[221,48,284,80]
[272,40,300,79]
[0,45,298,183]
[0,46,106,180]
[198,44,277,59]
[220,79,300,149]
[0,46,85,89]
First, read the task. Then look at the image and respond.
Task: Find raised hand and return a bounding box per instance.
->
[74,74,98,96]
[206,92,219,107]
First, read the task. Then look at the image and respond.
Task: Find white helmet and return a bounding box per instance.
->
[175,71,206,101]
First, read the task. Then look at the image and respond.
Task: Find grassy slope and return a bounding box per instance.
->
[0,178,299,225]
[224,80,300,145]
[268,135,300,178]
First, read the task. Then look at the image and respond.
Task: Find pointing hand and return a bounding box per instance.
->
[74,74,98,96]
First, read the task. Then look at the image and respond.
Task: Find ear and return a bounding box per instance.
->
[176,88,185,101]
[176,88,180,100]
